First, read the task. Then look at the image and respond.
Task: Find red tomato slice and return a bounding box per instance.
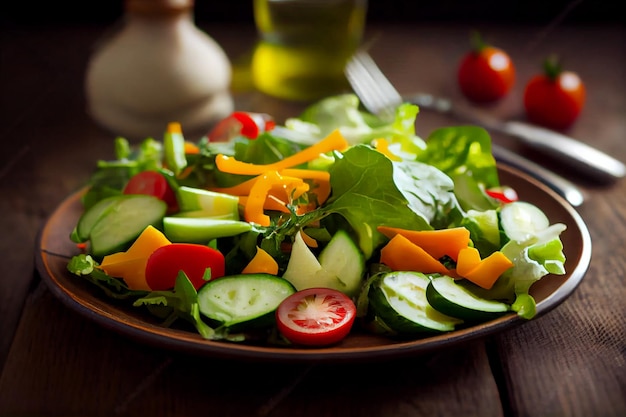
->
[145,243,225,290]
[123,171,178,213]
[276,288,356,346]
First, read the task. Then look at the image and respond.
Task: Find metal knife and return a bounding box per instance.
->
[491,143,585,206]
[405,93,626,183]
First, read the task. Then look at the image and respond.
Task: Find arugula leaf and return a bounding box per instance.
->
[67,254,147,299]
[133,271,216,339]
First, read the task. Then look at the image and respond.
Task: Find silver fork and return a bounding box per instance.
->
[344,49,585,207]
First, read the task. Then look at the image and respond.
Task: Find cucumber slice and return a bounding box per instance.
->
[426,275,510,322]
[75,196,118,242]
[176,186,240,218]
[317,229,365,296]
[282,230,365,297]
[163,217,253,243]
[368,271,462,334]
[88,195,167,257]
[500,201,550,242]
[197,274,296,331]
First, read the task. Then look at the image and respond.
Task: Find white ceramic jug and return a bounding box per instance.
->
[85,0,234,140]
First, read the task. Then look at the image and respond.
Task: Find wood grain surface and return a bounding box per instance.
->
[0,17,624,417]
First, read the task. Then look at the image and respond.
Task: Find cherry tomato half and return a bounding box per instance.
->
[485,186,518,204]
[207,111,275,141]
[123,170,178,213]
[145,243,225,290]
[276,288,356,346]
[523,57,586,130]
[457,33,515,103]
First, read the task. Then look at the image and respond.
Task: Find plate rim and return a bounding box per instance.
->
[34,163,592,362]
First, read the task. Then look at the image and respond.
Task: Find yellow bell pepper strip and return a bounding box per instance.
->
[281,168,331,204]
[241,246,279,275]
[238,173,311,215]
[372,138,402,161]
[99,225,171,290]
[215,129,349,175]
[379,234,450,275]
[214,169,329,216]
[244,171,310,226]
[377,226,471,262]
[462,251,514,290]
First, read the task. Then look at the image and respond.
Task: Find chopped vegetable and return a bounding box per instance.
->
[461,249,514,290]
[276,288,357,346]
[198,274,295,332]
[377,226,471,262]
[99,225,171,291]
[215,129,349,175]
[145,243,225,290]
[241,246,279,275]
[123,170,178,213]
[379,234,450,275]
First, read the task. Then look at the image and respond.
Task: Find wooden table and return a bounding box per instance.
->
[1,18,624,417]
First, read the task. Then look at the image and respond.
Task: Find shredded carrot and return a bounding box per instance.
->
[380,234,450,275]
[215,129,349,175]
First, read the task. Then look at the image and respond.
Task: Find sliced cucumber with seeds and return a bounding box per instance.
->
[426,275,510,322]
[78,194,167,258]
[500,201,550,242]
[368,271,462,334]
[198,274,296,332]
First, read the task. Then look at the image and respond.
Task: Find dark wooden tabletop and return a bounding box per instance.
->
[1,15,624,417]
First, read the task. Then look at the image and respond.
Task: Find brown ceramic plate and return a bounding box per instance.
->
[35,164,591,362]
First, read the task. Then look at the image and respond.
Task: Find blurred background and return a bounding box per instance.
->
[3,0,623,26]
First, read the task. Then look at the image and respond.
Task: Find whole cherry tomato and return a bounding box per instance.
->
[457,32,516,103]
[523,56,586,130]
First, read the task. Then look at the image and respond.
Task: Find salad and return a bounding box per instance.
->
[67,94,567,346]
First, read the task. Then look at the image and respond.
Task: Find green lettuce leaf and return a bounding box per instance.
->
[323,145,463,258]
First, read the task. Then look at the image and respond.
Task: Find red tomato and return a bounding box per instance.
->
[276,288,356,346]
[523,58,586,130]
[145,243,225,290]
[123,171,178,213]
[457,34,515,103]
